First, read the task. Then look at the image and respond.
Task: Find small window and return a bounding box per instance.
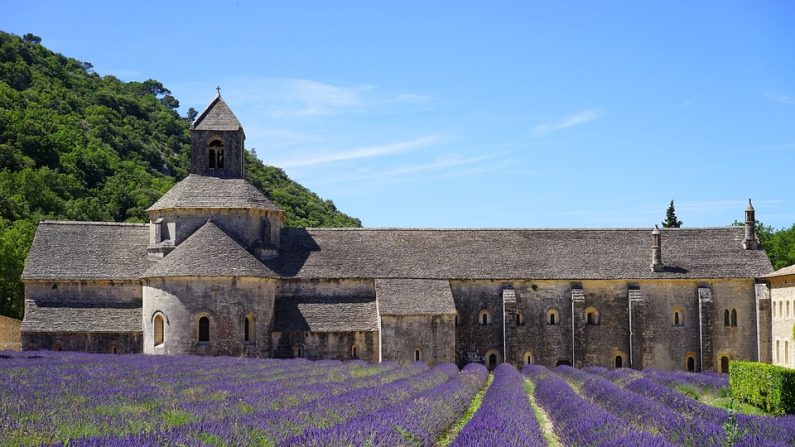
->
[672,306,685,327]
[685,354,696,372]
[721,356,729,373]
[523,352,534,365]
[788,301,791,319]
[352,345,359,359]
[209,140,224,169]
[674,312,680,325]
[584,307,600,325]
[198,316,210,342]
[731,309,737,327]
[615,355,623,368]
[414,348,422,362]
[516,311,525,326]
[780,301,784,319]
[208,149,216,168]
[216,149,224,168]
[294,344,305,358]
[111,345,119,354]
[154,314,164,346]
[724,309,730,327]
[773,302,777,319]
[479,310,491,325]
[546,309,560,326]
[488,353,498,370]
[786,341,790,366]
[777,339,781,363]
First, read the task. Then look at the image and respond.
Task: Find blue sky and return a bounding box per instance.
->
[4,1,794,228]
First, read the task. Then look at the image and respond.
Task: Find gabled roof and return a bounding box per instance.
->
[765,264,795,278]
[376,279,456,315]
[147,175,281,212]
[142,221,277,278]
[21,301,141,333]
[190,93,242,132]
[271,227,773,280]
[272,296,378,332]
[22,222,154,281]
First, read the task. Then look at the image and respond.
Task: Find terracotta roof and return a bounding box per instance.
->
[22,222,154,281]
[21,302,142,333]
[191,94,242,132]
[272,296,378,332]
[147,175,281,212]
[270,227,773,280]
[142,221,277,278]
[764,264,795,278]
[376,279,456,315]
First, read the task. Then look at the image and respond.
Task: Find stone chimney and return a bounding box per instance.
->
[651,225,664,272]
[743,199,760,250]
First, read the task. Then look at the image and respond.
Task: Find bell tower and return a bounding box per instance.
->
[189,88,245,178]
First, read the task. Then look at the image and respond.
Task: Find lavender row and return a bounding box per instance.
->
[525,366,674,447]
[576,372,725,446]
[642,367,729,391]
[450,364,546,447]
[627,377,795,446]
[281,363,489,446]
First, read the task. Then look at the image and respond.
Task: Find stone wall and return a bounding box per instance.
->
[770,275,795,368]
[148,208,282,249]
[142,276,276,356]
[451,278,760,371]
[0,315,21,351]
[380,314,455,365]
[22,332,141,353]
[25,281,141,306]
[190,129,245,178]
[271,331,378,362]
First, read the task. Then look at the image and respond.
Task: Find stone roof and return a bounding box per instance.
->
[147,175,281,212]
[191,94,242,132]
[271,227,773,280]
[375,279,456,315]
[22,222,154,281]
[143,221,277,278]
[272,296,378,332]
[21,302,142,333]
[764,264,795,278]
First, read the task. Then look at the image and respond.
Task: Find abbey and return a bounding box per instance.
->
[20,93,776,372]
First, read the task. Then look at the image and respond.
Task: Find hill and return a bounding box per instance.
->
[0,31,360,319]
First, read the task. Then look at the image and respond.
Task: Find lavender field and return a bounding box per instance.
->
[1,352,794,446]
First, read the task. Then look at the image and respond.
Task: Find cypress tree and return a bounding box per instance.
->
[662,200,683,228]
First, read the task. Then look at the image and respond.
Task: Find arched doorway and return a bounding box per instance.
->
[687,356,695,372]
[720,356,729,373]
[484,349,501,371]
[615,355,623,368]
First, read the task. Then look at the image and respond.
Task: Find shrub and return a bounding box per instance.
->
[730,360,795,415]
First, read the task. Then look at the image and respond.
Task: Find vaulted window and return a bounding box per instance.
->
[730,309,737,327]
[208,140,224,169]
[724,309,730,327]
[154,314,164,346]
[199,316,210,342]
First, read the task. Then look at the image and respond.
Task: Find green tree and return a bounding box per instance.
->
[662,200,683,228]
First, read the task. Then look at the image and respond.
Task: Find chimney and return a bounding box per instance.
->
[651,225,664,272]
[743,199,760,250]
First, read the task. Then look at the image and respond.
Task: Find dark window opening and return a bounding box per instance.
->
[352,345,358,359]
[615,355,623,368]
[548,312,558,325]
[154,314,164,346]
[730,309,737,327]
[209,140,223,169]
[724,309,730,327]
[481,312,489,325]
[208,149,216,168]
[674,312,680,326]
[199,316,210,342]
[217,149,224,168]
[687,356,695,372]
[721,356,730,373]
[556,360,571,367]
[295,345,304,358]
[414,349,421,362]
[244,317,250,342]
[111,346,119,354]
[488,353,497,371]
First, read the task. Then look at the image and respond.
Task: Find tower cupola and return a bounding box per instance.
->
[189,88,246,178]
[743,199,760,250]
[651,225,664,272]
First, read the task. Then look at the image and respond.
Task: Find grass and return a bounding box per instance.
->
[434,373,493,446]
[700,393,771,416]
[525,378,561,447]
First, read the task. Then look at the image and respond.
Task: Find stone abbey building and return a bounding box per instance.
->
[21,93,777,372]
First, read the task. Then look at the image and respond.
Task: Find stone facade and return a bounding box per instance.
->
[0,315,21,351]
[768,266,795,368]
[19,92,779,371]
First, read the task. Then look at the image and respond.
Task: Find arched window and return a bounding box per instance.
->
[788,301,791,319]
[294,344,305,358]
[776,339,781,363]
[546,309,560,326]
[516,311,525,326]
[724,309,730,327]
[615,355,623,368]
[773,302,777,319]
[721,356,729,373]
[584,307,600,325]
[685,353,696,372]
[198,316,210,342]
[780,301,784,318]
[243,315,256,343]
[351,345,359,359]
[786,341,790,366]
[674,312,680,326]
[523,352,534,365]
[731,309,737,327]
[261,219,271,245]
[208,140,224,169]
[414,348,422,362]
[479,310,491,325]
[488,353,498,370]
[111,345,120,354]
[154,314,164,346]
[484,349,501,370]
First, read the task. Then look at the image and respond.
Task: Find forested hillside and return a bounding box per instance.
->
[0,31,360,319]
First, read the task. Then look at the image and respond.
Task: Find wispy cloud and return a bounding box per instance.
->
[673,97,703,110]
[533,109,603,136]
[764,92,795,105]
[274,135,440,168]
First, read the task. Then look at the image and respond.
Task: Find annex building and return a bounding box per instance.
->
[20,93,778,372]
